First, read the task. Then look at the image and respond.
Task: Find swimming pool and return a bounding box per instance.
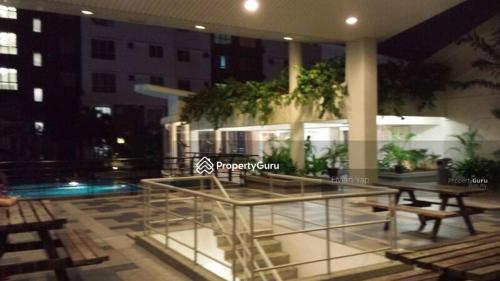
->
[5,182,140,199]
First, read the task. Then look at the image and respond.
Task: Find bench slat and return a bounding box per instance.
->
[41,200,62,221]
[31,201,52,222]
[401,236,500,263]
[65,229,96,262]
[433,248,500,269]
[0,208,7,227]
[8,204,24,225]
[75,230,107,260]
[466,262,500,281]
[358,201,458,218]
[449,255,500,278]
[57,230,86,265]
[18,201,38,224]
[366,269,437,281]
[416,241,500,267]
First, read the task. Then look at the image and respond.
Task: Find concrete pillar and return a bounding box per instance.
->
[288,42,303,93]
[170,122,178,158]
[214,129,222,153]
[289,41,305,170]
[346,38,378,184]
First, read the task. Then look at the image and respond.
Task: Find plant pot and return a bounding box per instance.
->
[394,165,405,174]
[327,167,339,178]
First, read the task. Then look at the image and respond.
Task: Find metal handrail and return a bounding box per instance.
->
[142,175,398,281]
[210,175,281,281]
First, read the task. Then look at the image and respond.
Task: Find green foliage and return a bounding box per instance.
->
[180,59,348,129]
[378,61,451,116]
[379,131,416,169]
[451,158,500,187]
[323,142,348,168]
[451,128,481,160]
[291,58,348,118]
[304,136,327,176]
[456,17,500,91]
[262,138,297,175]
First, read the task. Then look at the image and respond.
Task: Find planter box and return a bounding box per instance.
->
[379,170,437,183]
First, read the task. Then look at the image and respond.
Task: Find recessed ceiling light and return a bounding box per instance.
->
[283,36,293,41]
[195,25,206,30]
[345,16,358,25]
[244,0,259,12]
[81,10,94,15]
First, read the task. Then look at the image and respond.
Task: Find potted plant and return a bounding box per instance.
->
[323,142,348,178]
[379,131,416,174]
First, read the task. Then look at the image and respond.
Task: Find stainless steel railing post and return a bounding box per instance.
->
[165,188,170,248]
[325,198,332,274]
[194,195,198,264]
[301,181,305,230]
[232,204,237,281]
[389,193,398,250]
[250,205,255,281]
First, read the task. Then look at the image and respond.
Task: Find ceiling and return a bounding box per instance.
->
[8,0,464,42]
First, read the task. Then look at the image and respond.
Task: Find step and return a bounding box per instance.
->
[234,251,290,273]
[216,229,274,247]
[238,267,298,281]
[221,239,282,259]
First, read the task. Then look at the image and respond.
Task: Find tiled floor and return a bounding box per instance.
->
[3,186,500,281]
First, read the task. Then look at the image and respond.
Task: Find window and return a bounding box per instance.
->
[149,45,163,58]
[150,76,164,86]
[218,55,227,69]
[214,34,232,45]
[0,5,16,19]
[127,42,134,49]
[33,88,43,102]
[34,121,44,135]
[92,73,116,93]
[0,68,17,90]
[178,79,191,91]
[128,75,135,81]
[146,108,164,124]
[33,18,42,33]
[91,39,115,60]
[0,33,17,55]
[177,50,190,62]
[95,106,112,118]
[33,52,42,67]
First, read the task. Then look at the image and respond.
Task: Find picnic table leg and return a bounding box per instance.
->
[431,197,449,239]
[38,230,69,281]
[407,191,427,231]
[0,233,7,259]
[456,196,477,235]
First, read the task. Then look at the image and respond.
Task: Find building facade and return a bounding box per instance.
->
[0,6,81,160]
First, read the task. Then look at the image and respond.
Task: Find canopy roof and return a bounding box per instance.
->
[12,0,463,42]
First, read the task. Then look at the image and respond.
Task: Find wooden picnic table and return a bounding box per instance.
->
[0,200,108,280]
[386,231,500,281]
[375,181,488,238]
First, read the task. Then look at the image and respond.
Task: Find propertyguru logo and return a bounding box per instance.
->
[195,156,279,175]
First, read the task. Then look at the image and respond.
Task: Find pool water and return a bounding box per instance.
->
[6,182,139,199]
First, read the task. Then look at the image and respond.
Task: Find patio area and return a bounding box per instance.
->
[3,188,500,281]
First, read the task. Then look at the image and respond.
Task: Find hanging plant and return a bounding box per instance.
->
[456,16,500,91]
[292,58,348,118]
[378,61,451,116]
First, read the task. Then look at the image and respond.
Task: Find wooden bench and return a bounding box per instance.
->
[358,201,459,219]
[402,198,499,213]
[0,228,108,280]
[386,231,500,281]
[365,268,441,281]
